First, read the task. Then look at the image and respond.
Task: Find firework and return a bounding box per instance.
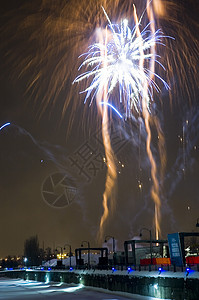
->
[2,0,198,114]
[73,7,170,119]
[1,0,198,241]
[0,123,11,131]
[74,4,170,240]
[99,102,123,119]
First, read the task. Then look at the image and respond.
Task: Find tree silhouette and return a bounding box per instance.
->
[24,235,41,266]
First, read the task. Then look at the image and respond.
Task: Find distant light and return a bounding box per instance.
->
[112,267,116,272]
[48,267,51,271]
[40,159,44,163]
[70,267,73,271]
[41,267,44,270]
[24,257,28,262]
[186,267,190,272]
[0,122,10,131]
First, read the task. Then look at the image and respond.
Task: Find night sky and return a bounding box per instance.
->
[0,0,199,258]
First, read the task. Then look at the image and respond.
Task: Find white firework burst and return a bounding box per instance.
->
[74,7,170,118]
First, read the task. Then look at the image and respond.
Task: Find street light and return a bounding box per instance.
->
[139,228,153,265]
[24,257,28,268]
[81,241,90,268]
[64,244,72,268]
[104,235,116,253]
[196,218,199,227]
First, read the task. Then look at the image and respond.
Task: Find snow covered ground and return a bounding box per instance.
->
[0,278,169,300]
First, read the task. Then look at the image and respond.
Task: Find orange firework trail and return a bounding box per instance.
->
[153,116,167,185]
[133,3,162,240]
[144,110,161,240]
[147,0,162,240]
[96,28,117,242]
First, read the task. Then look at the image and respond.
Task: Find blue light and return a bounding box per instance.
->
[99,102,123,119]
[127,267,131,272]
[112,267,116,272]
[0,122,11,131]
[186,267,190,272]
[158,267,162,272]
[70,267,73,271]
[48,267,51,271]
[41,267,44,270]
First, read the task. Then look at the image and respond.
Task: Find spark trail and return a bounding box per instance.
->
[97,27,117,242]
[0,122,11,131]
[133,2,161,239]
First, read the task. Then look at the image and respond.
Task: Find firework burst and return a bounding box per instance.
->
[73,4,171,240]
[74,7,170,118]
[1,1,198,120]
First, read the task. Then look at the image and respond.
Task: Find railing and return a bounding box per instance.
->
[1,263,199,273]
[74,263,199,272]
